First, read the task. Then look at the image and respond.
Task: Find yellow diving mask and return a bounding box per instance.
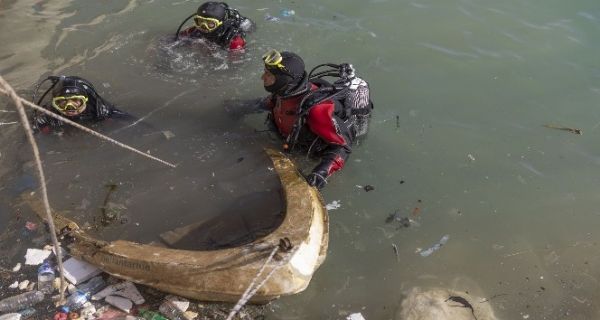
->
[262,49,291,76]
[51,95,88,115]
[194,15,223,32]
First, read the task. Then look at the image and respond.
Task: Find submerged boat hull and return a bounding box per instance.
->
[27,149,328,303]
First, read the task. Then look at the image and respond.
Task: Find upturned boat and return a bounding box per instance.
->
[26,149,328,303]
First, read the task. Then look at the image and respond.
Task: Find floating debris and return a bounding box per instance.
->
[419,235,450,257]
[24,249,52,265]
[364,185,375,192]
[326,200,341,210]
[392,244,400,263]
[543,124,582,135]
[162,130,176,140]
[264,13,280,22]
[445,296,477,320]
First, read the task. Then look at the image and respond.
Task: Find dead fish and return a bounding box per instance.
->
[445,296,477,320]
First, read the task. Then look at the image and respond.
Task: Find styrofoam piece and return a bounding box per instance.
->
[18,280,29,290]
[166,295,190,312]
[62,257,102,284]
[105,296,133,313]
[347,313,366,320]
[24,248,52,265]
[12,263,21,272]
[9,281,18,289]
[92,281,144,305]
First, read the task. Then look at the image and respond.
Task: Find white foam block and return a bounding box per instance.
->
[62,257,102,284]
[24,248,52,265]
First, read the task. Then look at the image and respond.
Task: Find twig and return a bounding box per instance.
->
[0,75,67,302]
[0,86,177,168]
[543,124,582,135]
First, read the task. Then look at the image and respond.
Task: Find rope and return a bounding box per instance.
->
[226,246,279,320]
[0,76,67,302]
[0,86,177,168]
[226,242,298,320]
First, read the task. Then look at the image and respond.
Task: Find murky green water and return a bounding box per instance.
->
[2,0,600,318]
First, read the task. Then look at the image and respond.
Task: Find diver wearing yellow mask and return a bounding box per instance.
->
[31,76,126,133]
[175,2,254,51]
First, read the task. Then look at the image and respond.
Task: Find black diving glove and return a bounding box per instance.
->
[306,171,327,189]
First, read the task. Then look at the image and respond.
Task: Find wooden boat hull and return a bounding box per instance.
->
[27,149,328,303]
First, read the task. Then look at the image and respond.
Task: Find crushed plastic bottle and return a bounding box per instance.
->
[138,310,168,320]
[0,291,45,312]
[38,261,56,294]
[280,9,295,17]
[158,301,186,320]
[64,290,90,311]
[76,276,105,295]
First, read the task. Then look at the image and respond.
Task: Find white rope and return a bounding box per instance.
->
[0,75,67,302]
[226,245,298,320]
[0,86,177,168]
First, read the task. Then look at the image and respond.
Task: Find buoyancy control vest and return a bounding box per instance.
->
[286,63,374,150]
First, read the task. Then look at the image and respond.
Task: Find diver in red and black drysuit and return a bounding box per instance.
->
[260,50,373,189]
[174,2,254,51]
[31,75,127,133]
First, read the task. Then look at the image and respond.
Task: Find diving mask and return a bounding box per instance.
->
[262,49,291,76]
[52,95,88,116]
[194,15,223,32]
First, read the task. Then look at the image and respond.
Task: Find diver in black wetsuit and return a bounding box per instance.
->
[31,75,128,133]
[174,2,255,51]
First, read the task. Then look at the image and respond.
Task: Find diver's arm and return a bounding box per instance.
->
[307,145,351,189]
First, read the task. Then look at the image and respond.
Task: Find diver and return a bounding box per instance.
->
[174,2,255,51]
[31,75,127,133]
[260,50,374,189]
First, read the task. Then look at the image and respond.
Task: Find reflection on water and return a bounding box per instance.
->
[2,0,600,319]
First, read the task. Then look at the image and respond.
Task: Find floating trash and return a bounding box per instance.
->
[326,200,341,210]
[419,235,450,257]
[280,9,295,17]
[264,13,280,22]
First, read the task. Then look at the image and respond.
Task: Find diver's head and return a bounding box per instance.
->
[194,2,228,33]
[51,77,89,117]
[262,50,306,94]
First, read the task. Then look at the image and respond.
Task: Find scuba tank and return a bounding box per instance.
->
[286,63,373,151]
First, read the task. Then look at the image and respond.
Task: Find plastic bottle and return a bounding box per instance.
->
[280,9,295,17]
[37,262,56,294]
[64,290,90,311]
[158,301,186,320]
[76,276,105,295]
[138,310,168,320]
[0,291,45,312]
